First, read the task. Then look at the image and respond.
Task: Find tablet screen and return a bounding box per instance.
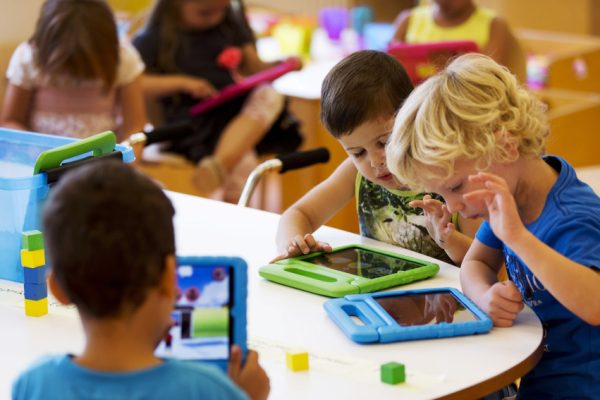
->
[156,264,232,360]
[303,248,423,279]
[375,291,478,326]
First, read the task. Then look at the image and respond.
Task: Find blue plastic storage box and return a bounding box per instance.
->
[0,129,133,282]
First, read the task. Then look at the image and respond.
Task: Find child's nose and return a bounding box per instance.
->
[370,153,385,168]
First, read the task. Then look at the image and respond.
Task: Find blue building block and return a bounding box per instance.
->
[24,282,48,301]
[24,265,47,284]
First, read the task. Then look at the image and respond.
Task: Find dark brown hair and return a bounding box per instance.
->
[140,0,251,73]
[31,0,119,90]
[43,161,176,318]
[320,50,414,137]
[142,0,183,73]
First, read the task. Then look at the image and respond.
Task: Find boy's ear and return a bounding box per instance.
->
[47,271,71,306]
[495,129,519,160]
[159,255,177,298]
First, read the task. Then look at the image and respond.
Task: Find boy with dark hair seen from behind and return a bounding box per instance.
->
[12,161,269,400]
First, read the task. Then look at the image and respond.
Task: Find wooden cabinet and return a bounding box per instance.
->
[517,29,600,93]
[478,0,600,36]
[534,89,600,167]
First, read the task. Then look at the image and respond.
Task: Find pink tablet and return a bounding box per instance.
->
[387,41,479,84]
[190,58,302,117]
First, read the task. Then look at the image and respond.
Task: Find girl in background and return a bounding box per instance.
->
[1,0,146,141]
[133,0,288,202]
[392,0,524,81]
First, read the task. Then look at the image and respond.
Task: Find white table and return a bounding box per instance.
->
[0,192,543,399]
[273,59,338,100]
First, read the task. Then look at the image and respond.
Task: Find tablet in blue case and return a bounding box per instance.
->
[324,287,492,343]
[155,256,247,370]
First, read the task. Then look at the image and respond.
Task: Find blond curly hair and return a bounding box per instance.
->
[386,53,549,191]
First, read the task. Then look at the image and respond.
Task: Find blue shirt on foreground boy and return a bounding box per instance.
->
[12,161,269,400]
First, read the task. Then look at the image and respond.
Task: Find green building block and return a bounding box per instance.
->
[381,362,405,385]
[22,230,44,251]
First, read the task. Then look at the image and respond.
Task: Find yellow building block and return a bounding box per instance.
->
[286,350,309,371]
[20,249,45,268]
[24,298,48,317]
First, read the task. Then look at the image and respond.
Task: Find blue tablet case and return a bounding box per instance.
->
[156,256,247,370]
[324,287,492,343]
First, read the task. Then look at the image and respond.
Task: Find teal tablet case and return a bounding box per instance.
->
[324,287,492,343]
[259,244,439,297]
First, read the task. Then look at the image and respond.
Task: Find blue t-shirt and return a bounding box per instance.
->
[476,156,600,399]
[12,355,248,400]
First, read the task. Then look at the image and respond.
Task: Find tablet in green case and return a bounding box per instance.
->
[259,244,439,297]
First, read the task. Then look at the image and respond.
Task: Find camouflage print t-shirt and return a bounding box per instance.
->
[355,174,454,264]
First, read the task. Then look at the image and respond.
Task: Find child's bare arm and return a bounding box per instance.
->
[239,43,275,75]
[118,76,147,141]
[442,230,475,265]
[391,9,412,43]
[461,239,523,327]
[274,158,356,260]
[465,172,600,325]
[510,231,600,325]
[484,17,511,67]
[139,73,217,99]
[0,83,32,131]
[452,214,482,262]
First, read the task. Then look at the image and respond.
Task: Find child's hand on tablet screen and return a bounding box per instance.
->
[270,233,332,262]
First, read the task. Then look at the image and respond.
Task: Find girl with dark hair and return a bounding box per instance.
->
[133,0,296,201]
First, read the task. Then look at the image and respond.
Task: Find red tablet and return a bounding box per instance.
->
[387,41,479,84]
[190,58,302,117]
